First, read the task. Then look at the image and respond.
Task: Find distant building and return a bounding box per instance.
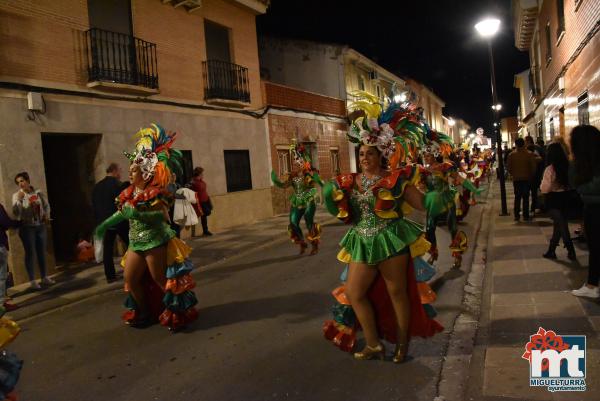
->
[513,0,600,142]
[262,81,350,214]
[259,37,407,172]
[501,117,520,145]
[514,69,536,138]
[405,78,446,132]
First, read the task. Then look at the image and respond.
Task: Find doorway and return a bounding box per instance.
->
[42,134,101,264]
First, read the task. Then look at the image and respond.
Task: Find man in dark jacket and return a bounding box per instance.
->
[507,138,539,221]
[92,163,129,283]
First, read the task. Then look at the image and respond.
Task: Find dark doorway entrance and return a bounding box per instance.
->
[42,134,101,264]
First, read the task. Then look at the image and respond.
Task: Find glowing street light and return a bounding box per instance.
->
[475,16,508,215]
[447,118,456,126]
[393,92,407,103]
[475,18,500,38]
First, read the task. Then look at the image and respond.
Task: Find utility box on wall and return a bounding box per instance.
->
[27,92,44,111]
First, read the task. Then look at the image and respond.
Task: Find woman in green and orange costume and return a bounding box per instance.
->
[321,93,443,362]
[94,124,198,331]
[420,128,482,269]
[271,140,323,255]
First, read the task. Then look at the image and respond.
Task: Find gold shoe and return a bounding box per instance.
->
[393,342,409,363]
[353,343,384,360]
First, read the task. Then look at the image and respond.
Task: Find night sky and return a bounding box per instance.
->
[257,0,530,136]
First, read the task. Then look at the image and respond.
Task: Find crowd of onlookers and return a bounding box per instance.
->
[504,125,600,299]
[0,164,212,311]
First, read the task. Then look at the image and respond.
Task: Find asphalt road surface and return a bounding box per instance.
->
[10,201,485,401]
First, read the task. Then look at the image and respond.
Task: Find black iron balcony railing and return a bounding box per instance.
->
[86,28,158,90]
[202,59,250,103]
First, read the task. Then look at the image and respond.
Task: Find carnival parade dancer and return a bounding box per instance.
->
[321,92,443,362]
[271,140,323,255]
[0,306,22,400]
[420,130,479,268]
[94,124,198,331]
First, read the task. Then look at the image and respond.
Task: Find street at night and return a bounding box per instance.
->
[1,1,600,401]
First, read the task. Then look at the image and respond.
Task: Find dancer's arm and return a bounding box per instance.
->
[94,211,126,239]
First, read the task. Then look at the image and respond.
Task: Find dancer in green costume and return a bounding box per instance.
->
[271,140,323,255]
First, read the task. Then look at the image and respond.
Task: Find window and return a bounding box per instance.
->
[545,22,552,65]
[276,147,291,177]
[376,85,381,98]
[204,20,231,62]
[536,120,544,139]
[224,150,252,192]
[87,0,132,35]
[549,117,555,138]
[577,91,590,125]
[556,0,565,42]
[358,75,365,91]
[330,148,340,174]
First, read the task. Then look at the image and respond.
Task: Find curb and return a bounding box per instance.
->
[434,181,493,401]
[11,216,340,323]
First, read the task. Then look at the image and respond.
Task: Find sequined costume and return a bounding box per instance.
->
[0,309,21,400]
[95,124,198,331]
[422,162,467,267]
[321,166,443,352]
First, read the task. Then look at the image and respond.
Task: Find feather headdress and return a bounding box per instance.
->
[289,138,314,173]
[347,91,426,168]
[124,123,183,188]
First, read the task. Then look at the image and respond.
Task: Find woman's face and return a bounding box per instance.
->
[424,153,436,166]
[129,164,145,187]
[359,145,381,172]
[16,176,31,191]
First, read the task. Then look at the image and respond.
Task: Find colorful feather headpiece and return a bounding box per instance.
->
[289,138,313,172]
[422,126,454,158]
[347,91,426,168]
[124,123,183,188]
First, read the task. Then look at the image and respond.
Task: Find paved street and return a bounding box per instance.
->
[8,193,486,401]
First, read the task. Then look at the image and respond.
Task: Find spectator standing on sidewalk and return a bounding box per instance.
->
[525,136,544,215]
[540,143,576,261]
[507,138,538,221]
[189,167,213,236]
[0,202,20,310]
[570,125,600,299]
[12,172,53,290]
[92,163,129,283]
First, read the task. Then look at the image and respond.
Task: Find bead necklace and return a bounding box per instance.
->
[360,173,382,192]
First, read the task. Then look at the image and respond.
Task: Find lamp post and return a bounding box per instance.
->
[475,17,508,216]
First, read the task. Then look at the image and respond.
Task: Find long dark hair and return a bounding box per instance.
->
[545,143,569,188]
[570,125,600,186]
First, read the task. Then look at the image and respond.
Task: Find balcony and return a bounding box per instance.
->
[512,0,538,51]
[202,60,250,106]
[85,28,159,95]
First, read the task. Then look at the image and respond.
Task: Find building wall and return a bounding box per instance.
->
[0,90,272,285]
[263,81,349,214]
[405,78,445,131]
[535,0,600,138]
[0,0,264,108]
[258,37,346,100]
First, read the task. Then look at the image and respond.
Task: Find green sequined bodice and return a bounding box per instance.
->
[349,189,393,237]
[290,176,317,208]
[128,218,174,251]
[425,172,449,192]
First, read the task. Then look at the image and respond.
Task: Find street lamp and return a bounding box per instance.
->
[475,17,508,216]
[447,118,456,126]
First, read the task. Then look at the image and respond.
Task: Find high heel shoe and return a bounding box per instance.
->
[309,242,319,256]
[299,241,308,255]
[393,342,409,363]
[353,343,384,360]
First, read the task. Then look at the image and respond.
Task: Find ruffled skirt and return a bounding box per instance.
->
[323,220,443,352]
[121,237,198,331]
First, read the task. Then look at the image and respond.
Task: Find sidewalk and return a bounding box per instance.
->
[468,180,599,400]
[6,209,336,322]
